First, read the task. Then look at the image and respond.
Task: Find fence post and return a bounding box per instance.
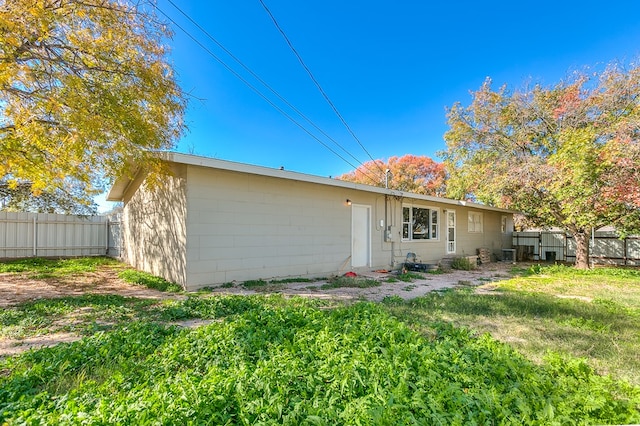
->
[538,232,543,261]
[105,218,109,256]
[33,216,37,257]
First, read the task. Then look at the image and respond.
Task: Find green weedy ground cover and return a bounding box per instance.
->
[384,265,640,387]
[1,296,638,425]
[118,269,183,292]
[0,294,158,339]
[320,275,380,289]
[0,256,182,292]
[0,257,119,278]
[0,294,274,340]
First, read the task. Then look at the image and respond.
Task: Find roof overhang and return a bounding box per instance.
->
[106,163,145,202]
[107,152,517,214]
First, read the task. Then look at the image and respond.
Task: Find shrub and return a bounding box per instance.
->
[450,257,475,270]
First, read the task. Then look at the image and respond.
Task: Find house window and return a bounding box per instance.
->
[468,212,483,233]
[402,206,439,240]
[501,216,508,233]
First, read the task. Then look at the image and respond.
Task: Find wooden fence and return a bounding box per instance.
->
[513,231,640,266]
[0,212,120,259]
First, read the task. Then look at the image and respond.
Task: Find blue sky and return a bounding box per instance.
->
[100,0,640,209]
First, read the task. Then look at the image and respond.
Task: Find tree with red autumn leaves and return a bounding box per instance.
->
[337,154,447,196]
[443,61,640,268]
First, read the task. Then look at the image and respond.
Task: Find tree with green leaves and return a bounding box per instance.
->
[0,0,186,213]
[0,180,97,214]
[337,154,447,196]
[443,61,640,268]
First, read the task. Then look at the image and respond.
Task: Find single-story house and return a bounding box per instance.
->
[108,153,515,291]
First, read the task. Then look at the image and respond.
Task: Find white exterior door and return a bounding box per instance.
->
[351,204,371,268]
[447,210,456,254]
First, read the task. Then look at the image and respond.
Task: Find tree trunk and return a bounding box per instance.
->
[574,231,590,269]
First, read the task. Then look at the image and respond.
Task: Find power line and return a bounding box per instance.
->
[164,0,381,182]
[158,2,384,184]
[257,0,388,178]
[153,4,368,175]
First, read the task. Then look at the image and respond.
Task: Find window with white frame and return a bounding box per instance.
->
[402,206,439,240]
[468,211,483,233]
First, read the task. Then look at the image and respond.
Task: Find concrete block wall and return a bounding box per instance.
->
[184,166,356,288]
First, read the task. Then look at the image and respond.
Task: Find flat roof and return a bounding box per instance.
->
[107,152,515,214]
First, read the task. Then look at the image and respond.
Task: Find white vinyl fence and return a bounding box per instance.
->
[0,212,120,259]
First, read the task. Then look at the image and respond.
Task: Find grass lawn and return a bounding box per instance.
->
[0,256,121,279]
[383,264,640,387]
[0,259,639,424]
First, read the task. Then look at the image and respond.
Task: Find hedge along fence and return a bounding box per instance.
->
[0,211,121,259]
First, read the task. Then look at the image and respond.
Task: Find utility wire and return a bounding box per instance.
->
[153,4,366,174]
[164,0,381,183]
[257,0,388,178]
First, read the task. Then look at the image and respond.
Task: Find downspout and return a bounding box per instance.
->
[384,169,392,268]
[385,194,393,267]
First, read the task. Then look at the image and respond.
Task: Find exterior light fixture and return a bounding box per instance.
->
[346,199,352,206]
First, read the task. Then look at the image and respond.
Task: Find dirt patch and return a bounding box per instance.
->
[0,269,181,308]
[0,263,518,308]
[0,267,188,357]
[0,262,520,357]
[0,332,79,357]
[206,262,518,302]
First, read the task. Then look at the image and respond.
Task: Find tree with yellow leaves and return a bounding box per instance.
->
[0,0,185,213]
